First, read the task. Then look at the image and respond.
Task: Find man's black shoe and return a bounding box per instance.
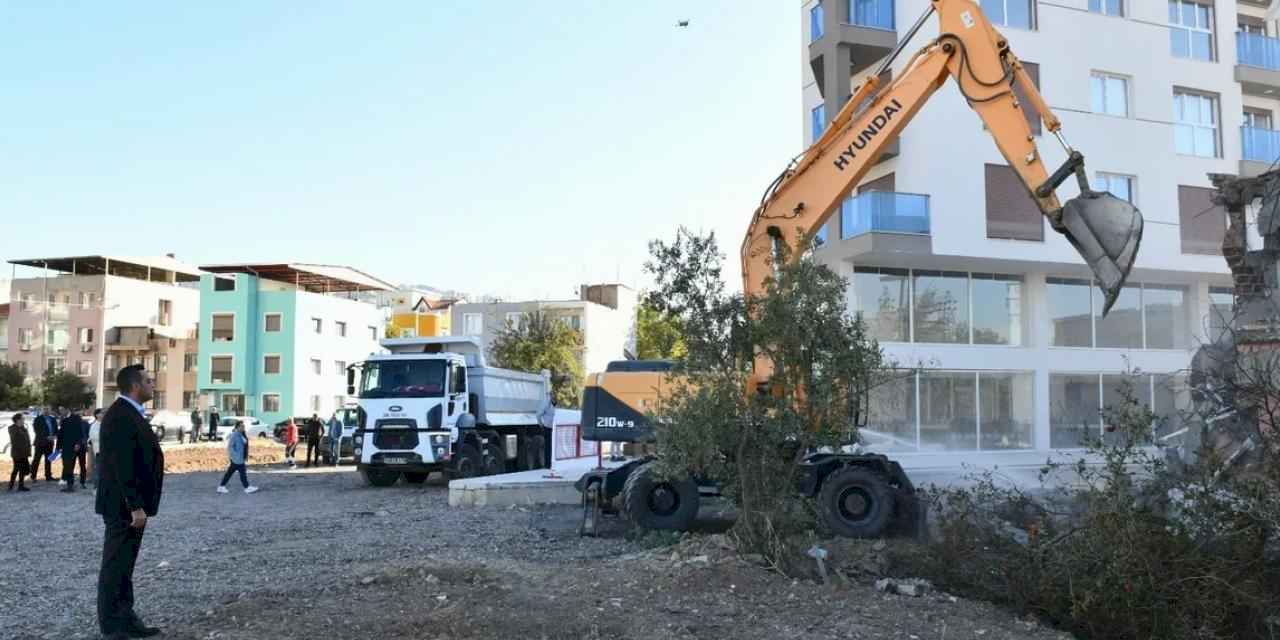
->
[126,618,161,638]
[18,486,31,492]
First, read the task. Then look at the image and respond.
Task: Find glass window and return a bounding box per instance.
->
[1088,0,1123,16]
[912,271,969,343]
[1096,173,1135,203]
[153,392,166,411]
[211,314,235,342]
[1209,286,1233,340]
[1102,373,1151,446]
[971,274,1022,345]
[852,267,910,342]
[214,277,236,292]
[76,360,92,377]
[155,353,167,373]
[1143,284,1187,349]
[464,313,483,335]
[1153,373,1189,443]
[1174,90,1219,157]
[851,0,893,30]
[312,318,322,334]
[810,3,823,41]
[183,391,197,410]
[335,360,347,375]
[184,353,198,373]
[211,356,233,384]
[811,103,826,143]
[311,359,322,375]
[1244,110,1273,131]
[311,395,321,412]
[77,327,93,344]
[981,0,1033,29]
[505,312,523,329]
[1090,73,1128,117]
[264,314,282,332]
[1168,1,1214,61]
[1095,285,1142,348]
[1050,373,1100,448]
[264,356,281,375]
[263,394,281,413]
[336,321,347,337]
[862,371,917,452]
[1048,278,1093,347]
[980,371,1034,450]
[918,371,977,451]
[369,326,378,341]
[358,359,447,399]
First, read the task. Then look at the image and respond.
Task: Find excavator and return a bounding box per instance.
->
[577,0,1144,538]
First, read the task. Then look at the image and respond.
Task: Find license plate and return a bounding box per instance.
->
[383,457,408,465]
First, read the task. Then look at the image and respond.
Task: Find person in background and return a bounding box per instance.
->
[88,408,104,486]
[186,408,202,444]
[283,417,299,468]
[304,413,323,467]
[30,406,59,483]
[207,407,220,441]
[57,407,88,492]
[327,411,343,466]
[95,365,164,640]
[217,421,258,494]
[8,413,32,492]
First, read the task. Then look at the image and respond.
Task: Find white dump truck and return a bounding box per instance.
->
[348,336,554,487]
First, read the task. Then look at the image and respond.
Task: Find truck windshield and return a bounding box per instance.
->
[358,360,446,398]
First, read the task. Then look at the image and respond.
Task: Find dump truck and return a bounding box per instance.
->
[349,336,554,487]
[578,0,1145,538]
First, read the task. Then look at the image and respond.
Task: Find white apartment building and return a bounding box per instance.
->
[800,0,1268,471]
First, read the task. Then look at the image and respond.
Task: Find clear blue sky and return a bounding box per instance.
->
[1,1,801,300]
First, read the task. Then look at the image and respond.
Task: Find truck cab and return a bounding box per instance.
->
[351,336,554,487]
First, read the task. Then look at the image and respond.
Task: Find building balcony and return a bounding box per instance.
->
[105,326,153,349]
[809,0,897,136]
[1241,126,1280,176]
[817,191,932,261]
[1235,32,1280,96]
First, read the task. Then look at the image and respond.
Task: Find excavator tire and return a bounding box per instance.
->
[621,461,699,531]
[818,466,894,538]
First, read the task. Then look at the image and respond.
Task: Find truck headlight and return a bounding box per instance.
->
[430,434,447,446]
[354,435,363,444]
[435,447,445,458]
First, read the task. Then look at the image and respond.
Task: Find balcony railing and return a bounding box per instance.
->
[1242,125,1280,163]
[1238,31,1280,70]
[840,191,930,239]
[849,0,894,30]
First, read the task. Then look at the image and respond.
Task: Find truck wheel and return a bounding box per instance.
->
[452,443,481,479]
[621,462,699,531]
[403,472,429,484]
[818,466,894,538]
[362,468,400,487]
[482,443,504,476]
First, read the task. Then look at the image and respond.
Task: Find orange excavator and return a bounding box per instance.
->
[578,0,1143,538]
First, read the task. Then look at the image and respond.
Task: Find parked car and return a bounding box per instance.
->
[215,416,272,441]
[272,416,313,442]
[320,407,360,464]
[148,410,193,442]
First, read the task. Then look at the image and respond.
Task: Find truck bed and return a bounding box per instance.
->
[469,365,550,427]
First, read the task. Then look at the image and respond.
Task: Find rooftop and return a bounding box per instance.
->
[8,255,203,283]
[199,263,395,293]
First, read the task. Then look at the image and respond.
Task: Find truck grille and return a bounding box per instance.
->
[372,419,419,450]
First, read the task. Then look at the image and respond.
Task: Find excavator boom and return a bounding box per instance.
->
[741,0,1143,354]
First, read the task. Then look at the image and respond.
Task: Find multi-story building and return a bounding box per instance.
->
[5,256,202,411]
[195,263,390,423]
[451,283,638,375]
[800,0,1259,471]
[384,290,462,338]
[0,303,9,364]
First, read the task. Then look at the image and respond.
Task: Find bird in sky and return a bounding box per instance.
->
[676,19,689,27]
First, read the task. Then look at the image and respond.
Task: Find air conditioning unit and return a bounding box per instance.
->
[19,344,31,352]
[80,344,94,353]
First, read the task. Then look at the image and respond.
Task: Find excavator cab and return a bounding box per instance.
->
[1039,151,1144,315]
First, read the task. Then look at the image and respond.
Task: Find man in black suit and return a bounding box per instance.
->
[95,365,164,640]
[57,407,88,493]
[304,413,324,467]
[30,407,59,482]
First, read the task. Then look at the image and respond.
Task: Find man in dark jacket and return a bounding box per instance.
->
[304,413,324,467]
[57,408,88,492]
[95,365,164,640]
[8,413,32,491]
[30,407,58,482]
[186,409,202,444]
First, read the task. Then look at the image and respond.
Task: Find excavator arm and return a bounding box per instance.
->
[741,0,1142,354]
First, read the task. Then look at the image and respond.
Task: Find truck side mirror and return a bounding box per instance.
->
[346,367,355,396]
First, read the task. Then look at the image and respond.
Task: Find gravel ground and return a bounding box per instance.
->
[0,458,1076,640]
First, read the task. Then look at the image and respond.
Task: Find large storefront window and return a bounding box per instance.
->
[1048,279,1189,349]
[852,267,910,342]
[852,267,1023,345]
[918,370,977,450]
[1051,372,1186,449]
[860,370,1033,453]
[913,271,969,344]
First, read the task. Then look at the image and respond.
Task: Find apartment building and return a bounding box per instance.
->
[451,283,638,375]
[5,256,201,410]
[0,303,9,364]
[800,0,1263,469]
[385,290,462,338]
[195,263,389,424]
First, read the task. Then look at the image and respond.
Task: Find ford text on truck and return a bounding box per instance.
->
[349,336,554,487]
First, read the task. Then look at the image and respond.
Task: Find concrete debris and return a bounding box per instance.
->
[875,578,933,597]
[360,576,376,585]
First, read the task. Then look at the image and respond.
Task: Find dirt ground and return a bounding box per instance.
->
[1,447,1075,640]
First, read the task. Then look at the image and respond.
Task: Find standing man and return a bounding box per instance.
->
[57,408,87,492]
[30,407,59,483]
[95,365,164,640]
[304,413,323,467]
[8,413,32,492]
[187,408,202,444]
[207,406,220,442]
[88,408,104,487]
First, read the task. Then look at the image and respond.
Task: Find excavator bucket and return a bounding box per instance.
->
[1057,190,1144,316]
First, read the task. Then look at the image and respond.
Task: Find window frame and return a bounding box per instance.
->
[311,358,322,375]
[810,2,824,42]
[76,360,92,377]
[336,321,347,338]
[1090,71,1130,118]
[1168,0,1216,62]
[981,0,1036,30]
[1096,172,1137,205]
[1088,0,1124,17]
[210,355,235,385]
[811,103,826,144]
[263,313,283,333]
[1046,278,1189,350]
[211,312,236,342]
[463,313,483,336]
[262,393,282,414]
[263,354,283,375]
[1173,89,1221,159]
[853,267,1025,346]
[312,317,323,334]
